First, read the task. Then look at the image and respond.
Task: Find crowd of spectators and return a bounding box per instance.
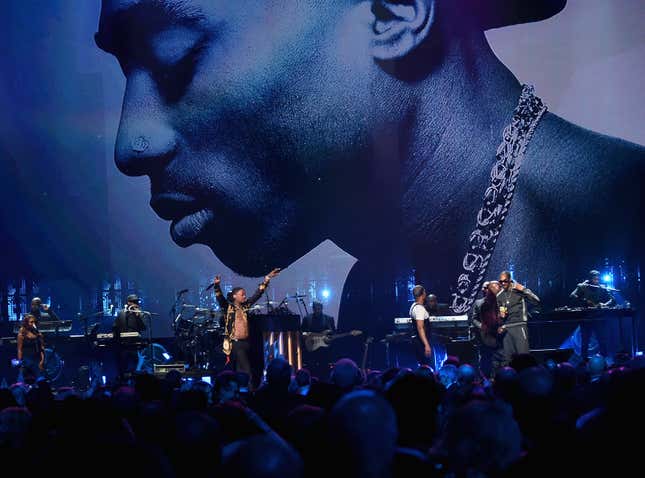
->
[1,352,642,477]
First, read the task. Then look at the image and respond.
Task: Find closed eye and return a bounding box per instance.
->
[153,40,207,104]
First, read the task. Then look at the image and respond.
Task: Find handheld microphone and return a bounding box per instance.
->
[204,283,215,292]
[177,289,189,296]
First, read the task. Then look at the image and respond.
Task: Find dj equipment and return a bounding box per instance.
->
[531,306,638,356]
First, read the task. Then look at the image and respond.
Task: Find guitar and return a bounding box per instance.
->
[303,330,362,352]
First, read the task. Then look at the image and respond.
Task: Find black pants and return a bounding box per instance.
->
[478,343,505,378]
[413,338,433,367]
[580,321,607,360]
[231,339,252,379]
[501,325,529,366]
[116,348,139,382]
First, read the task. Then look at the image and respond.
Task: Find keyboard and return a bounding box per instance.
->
[96,332,142,340]
[428,314,468,323]
[12,320,73,334]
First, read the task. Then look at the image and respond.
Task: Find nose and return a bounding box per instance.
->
[115,70,178,176]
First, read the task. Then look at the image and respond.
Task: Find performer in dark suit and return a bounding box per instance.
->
[112,294,146,382]
[570,270,616,360]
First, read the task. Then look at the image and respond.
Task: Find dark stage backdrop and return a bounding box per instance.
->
[0,1,643,353]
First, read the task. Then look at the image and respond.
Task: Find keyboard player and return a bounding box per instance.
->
[569,270,616,360]
[30,297,59,324]
[112,294,146,381]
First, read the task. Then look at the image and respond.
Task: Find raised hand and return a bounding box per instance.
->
[513,282,525,291]
[265,268,281,280]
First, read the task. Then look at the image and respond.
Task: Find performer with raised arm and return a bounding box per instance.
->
[497,271,540,365]
[213,268,281,386]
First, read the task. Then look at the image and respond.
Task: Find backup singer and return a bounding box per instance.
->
[497,271,540,365]
[470,281,503,378]
[16,314,45,384]
[213,268,281,386]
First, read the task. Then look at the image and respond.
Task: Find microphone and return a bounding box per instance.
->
[204,283,215,292]
[177,289,189,296]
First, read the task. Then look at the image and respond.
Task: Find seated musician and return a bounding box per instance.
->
[569,270,616,361]
[16,314,45,384]
[112,294,146,381]
[30,297,59,324]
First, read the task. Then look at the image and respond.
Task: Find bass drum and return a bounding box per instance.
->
[137,343,172,373]
[44,348,64,382]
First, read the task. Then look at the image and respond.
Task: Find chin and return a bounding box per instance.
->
[205,235,303,278]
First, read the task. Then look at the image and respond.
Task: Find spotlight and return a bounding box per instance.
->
[602,273,613,283]
[321,289,330,299]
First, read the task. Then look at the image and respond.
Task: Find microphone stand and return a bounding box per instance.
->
[299,297,309,317]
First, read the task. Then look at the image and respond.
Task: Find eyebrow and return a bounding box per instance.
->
[96,0,207,55]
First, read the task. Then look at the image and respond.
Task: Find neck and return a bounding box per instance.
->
[401,31,522,259]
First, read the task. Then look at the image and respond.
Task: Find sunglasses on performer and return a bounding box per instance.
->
[499,279,510,283]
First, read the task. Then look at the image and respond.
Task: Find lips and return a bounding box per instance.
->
[150,193,214,246]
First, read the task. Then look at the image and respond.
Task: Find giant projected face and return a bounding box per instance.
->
[97,0,643,311]
[96,0,388,276]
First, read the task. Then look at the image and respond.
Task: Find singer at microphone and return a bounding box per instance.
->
[112,294,147,382]
[30,297,59,325]
[16,313,45,384]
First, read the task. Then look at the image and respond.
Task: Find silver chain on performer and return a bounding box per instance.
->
[450,84,547,314]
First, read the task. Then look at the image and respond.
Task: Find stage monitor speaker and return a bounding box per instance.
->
[530,348,574,364]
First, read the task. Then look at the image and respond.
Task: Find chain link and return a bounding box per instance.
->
[450,85,547,313]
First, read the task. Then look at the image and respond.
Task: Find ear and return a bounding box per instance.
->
[370,0,436,61]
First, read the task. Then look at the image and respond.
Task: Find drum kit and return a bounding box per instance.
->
[173,304,225,369]
[173,295,302,369]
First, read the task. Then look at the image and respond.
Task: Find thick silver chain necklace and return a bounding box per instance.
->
[450,84,546,314]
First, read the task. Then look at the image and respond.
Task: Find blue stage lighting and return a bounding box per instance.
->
[602,273,613,283]
[321,289,330,299]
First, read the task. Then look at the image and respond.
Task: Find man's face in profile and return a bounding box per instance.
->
[97,0,380,275]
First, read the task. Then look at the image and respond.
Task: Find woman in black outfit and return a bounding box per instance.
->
[16,313,45,383]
